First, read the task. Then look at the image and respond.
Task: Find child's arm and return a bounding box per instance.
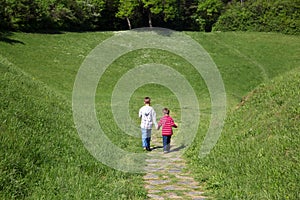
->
[157,120,162,130]
[171,118,177,128]
[152,110,158,129]
[157,119,162,130]
[157,125,161,130]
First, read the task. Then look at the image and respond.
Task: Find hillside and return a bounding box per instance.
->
[0,61,146,199]
[0,31,299,199]
[186,67,300,199]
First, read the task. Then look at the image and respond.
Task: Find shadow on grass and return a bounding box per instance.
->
[151,146,163,150]
[132,27,174,37]
[150,144,186,153]
[169,145,186,153]
[0,32,24,45]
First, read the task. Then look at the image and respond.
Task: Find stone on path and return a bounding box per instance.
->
[143,134,207,200]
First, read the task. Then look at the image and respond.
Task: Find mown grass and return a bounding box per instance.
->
[186,31,300,105]
[96,48,206,145]
[0,31,299,199]
[0,32,113,97]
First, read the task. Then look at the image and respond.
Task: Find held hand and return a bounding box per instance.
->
[156,124,161,130]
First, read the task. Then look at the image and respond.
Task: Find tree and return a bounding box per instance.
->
[116,0,140,29]
[161,0,179,22]
[141,0,159,27]
[141,0,179,27]
[194,0,224,31]
[213,0,300,35]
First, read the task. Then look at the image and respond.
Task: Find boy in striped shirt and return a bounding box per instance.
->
[157,108,178,153]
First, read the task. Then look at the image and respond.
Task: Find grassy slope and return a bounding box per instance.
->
[184,32,300,199]
[0,48,146,198]
[0,32,113,97]
[0,31,299,199]
[185,68,300,199]
[186,31,300,105]
[96,48,205,146]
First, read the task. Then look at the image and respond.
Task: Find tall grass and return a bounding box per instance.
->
[185,68,300,199]
[0,31,299,199]
[184,32,300,199]
[0,59,146,199]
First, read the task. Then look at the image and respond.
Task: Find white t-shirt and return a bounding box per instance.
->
[139,105,157,129]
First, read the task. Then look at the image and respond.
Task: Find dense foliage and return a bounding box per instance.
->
[0,0,299,34]
[214,0,300,35]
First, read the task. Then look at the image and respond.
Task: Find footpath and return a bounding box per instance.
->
[143,132,207,200]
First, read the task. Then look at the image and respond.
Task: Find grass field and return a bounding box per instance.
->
[185,68,300,199]
[0,30,299,199]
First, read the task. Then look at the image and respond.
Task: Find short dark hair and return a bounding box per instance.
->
[144,97,151,104]
[162,108,169,115]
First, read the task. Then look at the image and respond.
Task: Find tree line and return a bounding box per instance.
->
[0,0,299,34]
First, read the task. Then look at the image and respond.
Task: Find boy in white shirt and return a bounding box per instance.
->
[139,97,157,151]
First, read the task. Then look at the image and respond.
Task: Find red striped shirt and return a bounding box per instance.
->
[158,115,177,136]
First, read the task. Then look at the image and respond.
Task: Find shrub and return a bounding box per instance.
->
[213,0,300,35]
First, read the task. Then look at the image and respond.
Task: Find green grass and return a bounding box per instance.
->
[0,31,299,199]
[186,31,300,105]
[185,68,300,199]
[0,57,147,199]
[0,32,113,98]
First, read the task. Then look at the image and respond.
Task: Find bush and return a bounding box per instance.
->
[0,0,105,32]
[213,0,300,35]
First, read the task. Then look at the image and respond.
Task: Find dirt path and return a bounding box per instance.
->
[143,132,207,200]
